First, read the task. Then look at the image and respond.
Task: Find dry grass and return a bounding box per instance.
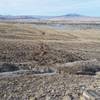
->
[0,22,100,63]
[0,22,100,100]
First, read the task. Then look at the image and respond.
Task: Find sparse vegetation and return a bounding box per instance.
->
[0,22,100,100]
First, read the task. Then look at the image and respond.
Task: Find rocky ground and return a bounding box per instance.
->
[0,43,99,100]
[0,22,100,100]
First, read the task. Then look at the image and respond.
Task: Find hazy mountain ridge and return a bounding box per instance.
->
[0,14,100,23]
[0,14,94,19]
[0,15,38,20]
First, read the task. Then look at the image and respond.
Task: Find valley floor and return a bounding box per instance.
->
[0,22,100,100]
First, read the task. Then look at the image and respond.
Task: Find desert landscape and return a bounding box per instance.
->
[0,17,100,100]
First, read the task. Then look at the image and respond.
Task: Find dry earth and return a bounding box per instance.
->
[0,22,100,100]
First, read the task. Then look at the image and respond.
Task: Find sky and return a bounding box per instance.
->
[0,0,100,16]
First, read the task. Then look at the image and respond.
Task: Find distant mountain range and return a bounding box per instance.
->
[47,14,100,23]
[59,14,85,17]
[0,15,38,20]
[0,14,90,20]
[0,14,100,23]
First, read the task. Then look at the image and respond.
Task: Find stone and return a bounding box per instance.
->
[29,97,37,100]
[63,95,71,100]
[45,95,51,100]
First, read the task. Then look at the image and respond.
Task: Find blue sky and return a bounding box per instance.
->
[0,0,100,16]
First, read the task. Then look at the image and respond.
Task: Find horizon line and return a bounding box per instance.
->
[0,14,100,17]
